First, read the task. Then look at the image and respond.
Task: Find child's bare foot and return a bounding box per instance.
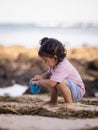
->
[41,100,57,107]
[62,103,74,110]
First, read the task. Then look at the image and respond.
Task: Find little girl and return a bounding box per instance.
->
[32,37,86,108]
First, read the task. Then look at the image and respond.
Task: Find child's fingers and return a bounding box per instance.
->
[34,75,41,80]
[32,81,35,85]
[32,81,38,85]
[33,77,37,80]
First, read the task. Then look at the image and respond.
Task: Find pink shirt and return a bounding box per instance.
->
[48,58,85,96]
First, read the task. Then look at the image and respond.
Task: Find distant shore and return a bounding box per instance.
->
[0,45,98,60]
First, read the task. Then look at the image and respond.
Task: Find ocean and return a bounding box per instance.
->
[0,23,98,48]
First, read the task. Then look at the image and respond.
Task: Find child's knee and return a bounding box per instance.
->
[56,80,68,88]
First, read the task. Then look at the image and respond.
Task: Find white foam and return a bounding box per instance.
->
[0,84,28,97]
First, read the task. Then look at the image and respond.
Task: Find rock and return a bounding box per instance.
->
[87,59,98,70]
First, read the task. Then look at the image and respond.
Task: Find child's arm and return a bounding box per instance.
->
[41,71,50,79]
[32,79,57,88]
[33,71,50,80]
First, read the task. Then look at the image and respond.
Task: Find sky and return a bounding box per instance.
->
[0,0,98,23]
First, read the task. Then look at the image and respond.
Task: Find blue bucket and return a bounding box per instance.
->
[29,79,41,94]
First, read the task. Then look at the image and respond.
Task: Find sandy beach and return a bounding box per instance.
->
[0,95,98,130]
[0,114,98,130]
[0,0,98,129]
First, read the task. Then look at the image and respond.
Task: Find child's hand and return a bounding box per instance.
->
[32,80,40,86]
[33,75,42,80]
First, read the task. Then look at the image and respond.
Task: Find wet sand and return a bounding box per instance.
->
[0,114,98,130]
[0,95,98,130]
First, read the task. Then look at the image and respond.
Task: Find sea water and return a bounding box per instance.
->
[0,23,98,48]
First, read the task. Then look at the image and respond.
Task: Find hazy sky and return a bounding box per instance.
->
[0,0,98,23]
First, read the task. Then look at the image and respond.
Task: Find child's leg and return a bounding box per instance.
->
[48,87,58,104]
[56,80,73,109]
[57,80,72,103]
[43,87,58,106]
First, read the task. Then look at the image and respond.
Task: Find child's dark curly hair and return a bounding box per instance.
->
[38,37,67,63]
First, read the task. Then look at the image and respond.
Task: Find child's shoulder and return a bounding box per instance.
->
[57,58,67,67]
[58,57,73,68]
[59,57,67,64]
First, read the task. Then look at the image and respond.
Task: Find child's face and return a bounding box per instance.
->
[42,56,57,67]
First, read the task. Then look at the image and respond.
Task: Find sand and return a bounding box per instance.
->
[0,114,98,130]
[0,95,98,130]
